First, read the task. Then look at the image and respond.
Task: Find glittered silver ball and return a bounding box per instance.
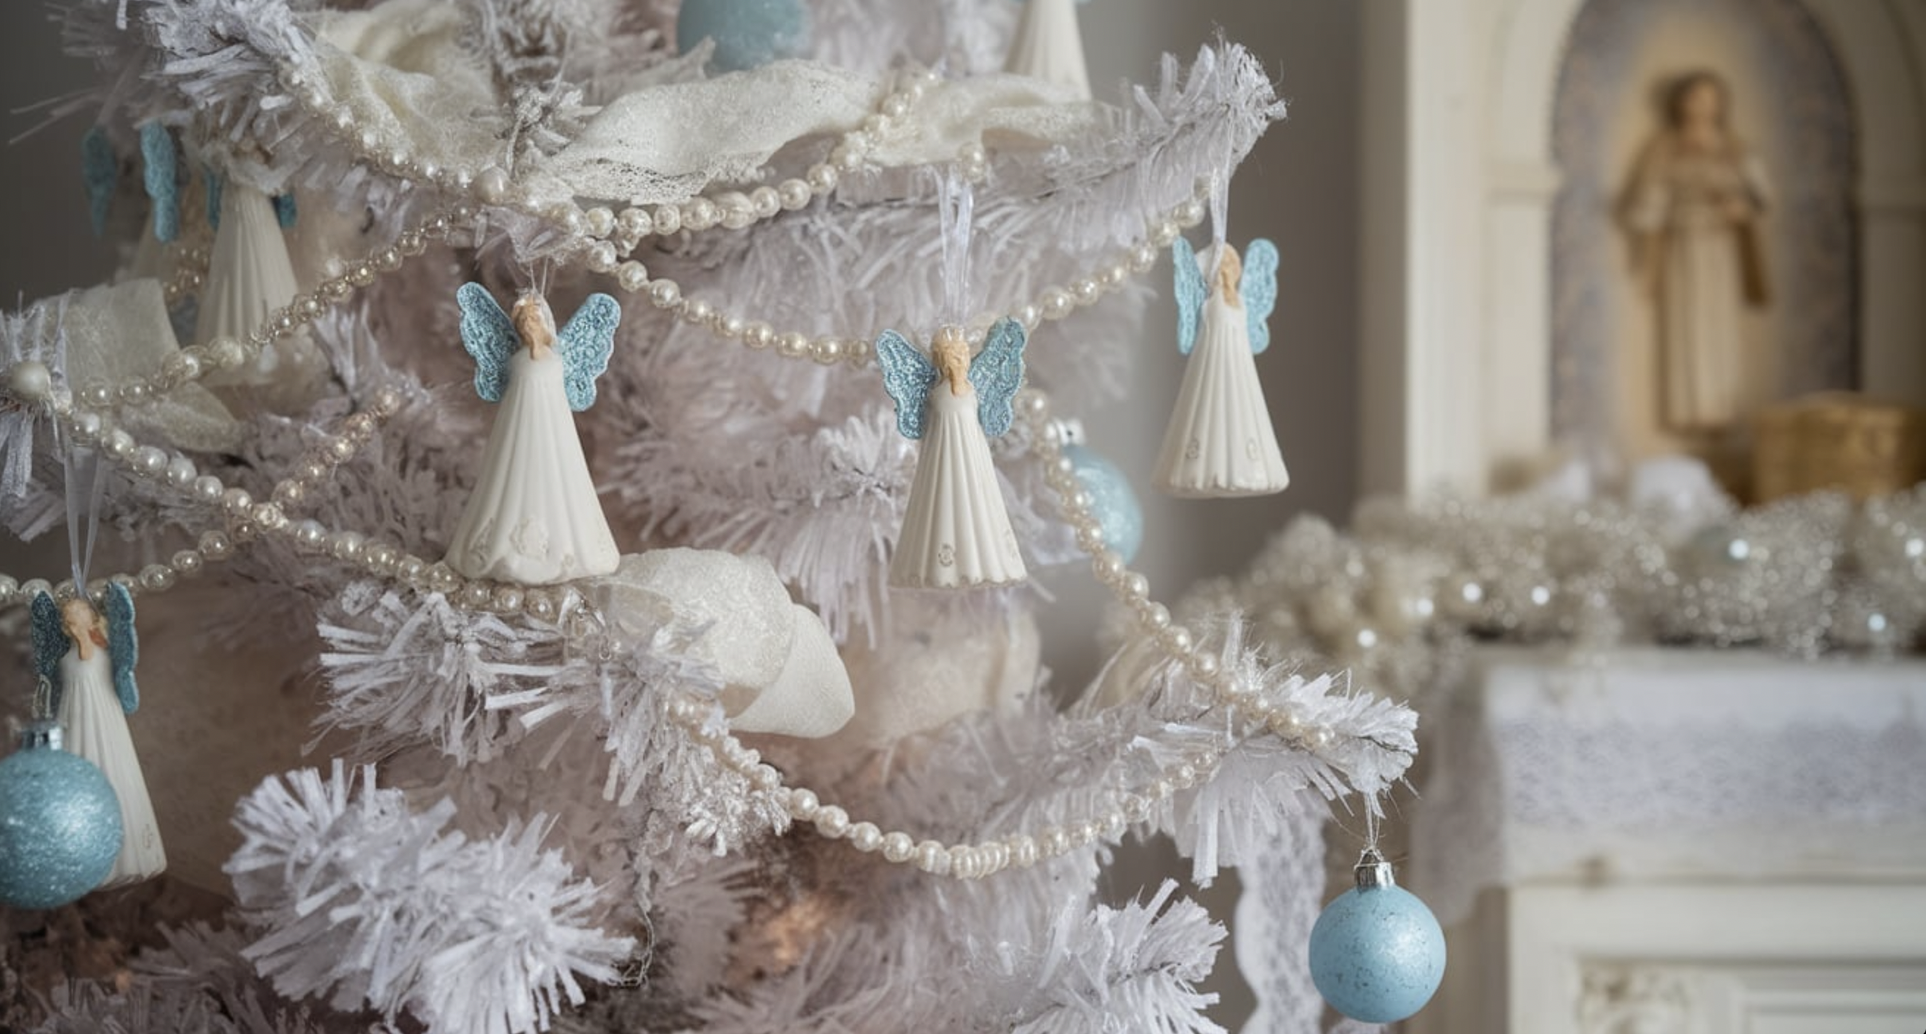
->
[0,728,124,909]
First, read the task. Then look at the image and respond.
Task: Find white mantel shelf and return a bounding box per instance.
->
[1407,645,1926,1034]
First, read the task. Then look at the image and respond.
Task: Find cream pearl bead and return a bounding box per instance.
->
[7,360,53,400]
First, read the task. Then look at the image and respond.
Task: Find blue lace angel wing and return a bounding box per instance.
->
[1172,237,1207,356]
[104,582,139,714]
[204,166,224,229]
[273,192,298,229]
[140,122,178,243]
[29,592,65,711]
[968,317,1028,438]
[81,126,116,237]
[556,293,622,412]
[456,282,517,404]
[1241,238,1280,355]
[874,329,938,440]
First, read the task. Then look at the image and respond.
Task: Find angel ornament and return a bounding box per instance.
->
[878,319,1029,589]
[1154,238,1290,497]
[31,585,165,886]
[445,283,623,586]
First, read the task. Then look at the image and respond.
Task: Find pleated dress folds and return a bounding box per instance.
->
[58,649,165,886]
[891,384,1027,589]
[1154,292,1289,497]
[445,349,621,585]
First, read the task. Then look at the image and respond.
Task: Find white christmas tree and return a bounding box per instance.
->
[0,1,1425,1031]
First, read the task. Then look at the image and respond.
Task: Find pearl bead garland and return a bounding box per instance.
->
[0,107,1331,881]
[633,387,1349,880]
[589,187,1209,370]
[0,386,406,609]
[49,208,468,417]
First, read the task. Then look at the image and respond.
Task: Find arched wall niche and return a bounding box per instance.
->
[1359,0,1926,494]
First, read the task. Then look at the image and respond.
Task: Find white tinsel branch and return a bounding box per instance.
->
[226,762,635,1034]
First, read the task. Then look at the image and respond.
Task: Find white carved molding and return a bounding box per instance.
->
[1578,964,1694,1034]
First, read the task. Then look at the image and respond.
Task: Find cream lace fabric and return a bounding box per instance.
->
[545,64,1099,206]
[1235,800,1343,1034]
[1411,645,1926,926]
[309,0,511,186]
[306,0,1100,209]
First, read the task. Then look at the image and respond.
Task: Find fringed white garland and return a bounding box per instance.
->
[226,761,635,1034]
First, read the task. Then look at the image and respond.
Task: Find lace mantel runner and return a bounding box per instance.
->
[1411,646,1926,926]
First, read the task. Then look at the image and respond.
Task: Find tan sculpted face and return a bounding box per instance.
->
[932,326,972,395]
[512,293,559,360]
[1681,79,1723,131]
[60,597,107,658]
[1216,243,1244,308]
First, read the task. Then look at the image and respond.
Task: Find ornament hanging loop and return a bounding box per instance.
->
[1207,166,1230,249]
[30,675,55,723]
[937,166,975,328]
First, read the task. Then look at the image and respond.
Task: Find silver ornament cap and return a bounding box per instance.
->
[17,720,63,752]
[1354,846,1397,890]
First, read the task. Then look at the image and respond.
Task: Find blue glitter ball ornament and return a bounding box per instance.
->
[0,723,123,910]
[1308,849,1446,1024]
[676,0,811,73]
[1064,443,1144,564]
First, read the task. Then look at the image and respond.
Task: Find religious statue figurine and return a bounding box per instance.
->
[877,319,1029,589]
[31,585,166,887]
[1154,237,1290,497]
[445,283,623,586]
[1623,69,1771,433]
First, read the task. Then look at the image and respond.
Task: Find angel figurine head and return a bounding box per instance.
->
[510,292,558,359]
[32,583,140,715]
[1215,243,1244,307]
[931,326,973,395]
[59,597,108,659]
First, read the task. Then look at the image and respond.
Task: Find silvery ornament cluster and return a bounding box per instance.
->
[1178,472,1926,714]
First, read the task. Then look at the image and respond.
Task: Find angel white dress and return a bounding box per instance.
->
[446,347,621,584]
[1155,245,1290,497]
[892,381,1028,588]
[57,647,166,886]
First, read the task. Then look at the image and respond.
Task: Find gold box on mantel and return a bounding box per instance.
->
[1754,392,1926,503]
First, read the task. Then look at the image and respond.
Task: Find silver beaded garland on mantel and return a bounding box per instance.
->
[1176,485,1926,708]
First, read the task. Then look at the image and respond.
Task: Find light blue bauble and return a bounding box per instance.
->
[676,0,812,73]
[1064,444,1144,564]
[1308,883,1447,1024]
[0,725,123,910]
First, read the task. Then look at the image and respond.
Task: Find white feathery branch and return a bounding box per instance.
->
[226,761,636,1034]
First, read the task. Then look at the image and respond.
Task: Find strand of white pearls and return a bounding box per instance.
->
[646,388,1347,879]
[1023,393,1342,752]
[273,63,966,269]
[0,386,573,626]
[0,388,404,610]
[49,207,475,418]
[160,227,215,309]
[597,189,1213,370]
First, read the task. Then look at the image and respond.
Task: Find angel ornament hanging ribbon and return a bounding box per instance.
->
[31,584,165,886]
[445,283,623,586]
[878,319,1029,589]
[1155,238,1290,497]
